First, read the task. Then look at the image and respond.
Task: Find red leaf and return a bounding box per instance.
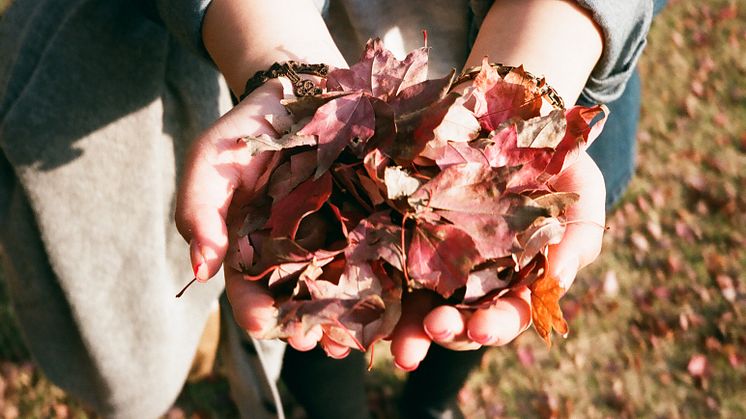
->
[326,39,382,93]
[299,92,375,176]
[433,141,490,169]
[544,104,609,175]
[389,93,479,162]
[347,212,404,270]
[469,58,543,131]
[371,45,429,100]
[516,217,565,268]
[437,210,513,260]
[265,172,332,239]
[408,163,516,214]
[268,150,317,202]
[389,71,454,116]
[407,220,482,298]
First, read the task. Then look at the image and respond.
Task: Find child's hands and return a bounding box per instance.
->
[389,151,606,370]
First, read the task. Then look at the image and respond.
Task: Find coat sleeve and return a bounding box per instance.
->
[469,0,654,104]
[150,0,214,60]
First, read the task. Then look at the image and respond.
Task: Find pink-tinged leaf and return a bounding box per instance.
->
[516,217,566,268]
[325,294,389,350]
[285,258,401,350]
[227,234,255,273]
[515,110,567,149]
[248,236,345,280]
[269,295,385,351]
[241,132,316,155]
[325,38,383,93]
[384,166,422,199]
[481,124,553,189]
[408,163,516,214]
[333,259,401,349]
[265,172,332,239]
[470,58,544,131]
[433,141,490,169]
[298,92,375,176]
[264,112,294,135]
[326,68,371,93]
[363,148,390,187]
[365,98,397,155]
[332,164,375,214]
[418,96,481,162]
[544,104,609,175]
[347,212,404,271]
[437,210,513,260]
[267,261,315,288]
[463,258,514,304]
[389,71,455,116]
[371,46,429,100]
[282,91,354,120]
[390,92,478,162]
[268,150,317,203]
[407,220,482,298]
[531,192,579,217]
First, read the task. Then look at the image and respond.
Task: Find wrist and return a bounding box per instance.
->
[202,0,347,97]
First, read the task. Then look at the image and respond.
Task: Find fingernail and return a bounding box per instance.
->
[467,330,496,345]
[327,347,351,359]
[190,240,209,282]
[293,341,318,352]
[424,325,453,341]
[394,359,419,372]
[554,256,579,291]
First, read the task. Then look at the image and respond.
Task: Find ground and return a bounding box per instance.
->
[1,0,744,417]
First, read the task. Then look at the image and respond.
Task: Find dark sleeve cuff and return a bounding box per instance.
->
[574,0,653,103]
[153,0,214,62]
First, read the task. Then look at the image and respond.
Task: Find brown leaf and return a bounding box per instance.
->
[515,110,567,149]
[529,273,568,347]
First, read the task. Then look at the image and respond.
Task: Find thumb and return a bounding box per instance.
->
[176,131,279,282]
[175,82,289,281]
[547,150,606,290]
[175,135,241,282]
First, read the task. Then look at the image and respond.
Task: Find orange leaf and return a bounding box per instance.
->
[529,273,568,348]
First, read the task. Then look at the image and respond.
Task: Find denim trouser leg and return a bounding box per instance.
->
[585,70,641,210]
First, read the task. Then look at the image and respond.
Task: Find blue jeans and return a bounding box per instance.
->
[584,70,641,210]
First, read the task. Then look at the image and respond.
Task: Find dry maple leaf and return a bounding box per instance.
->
[529,272,569,347]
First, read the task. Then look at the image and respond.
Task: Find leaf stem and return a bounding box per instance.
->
[560,219,608,231]
[175,277,198,298]
[400,212,413,290]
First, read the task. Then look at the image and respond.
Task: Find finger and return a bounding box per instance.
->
[424,306,481,350]
[175,131,243,282]
[175,89,285,282]
[549,151,606,290]
[224,268,278,336]
[389,291,435,371]
[319,334,352,359]
[467,287,532,346]
[287,324,323,352]
[422,305,465,343]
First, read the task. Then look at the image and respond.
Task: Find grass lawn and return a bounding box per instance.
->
[1,0,744,417]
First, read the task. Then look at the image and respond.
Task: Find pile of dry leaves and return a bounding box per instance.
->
[225,39,607,353]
